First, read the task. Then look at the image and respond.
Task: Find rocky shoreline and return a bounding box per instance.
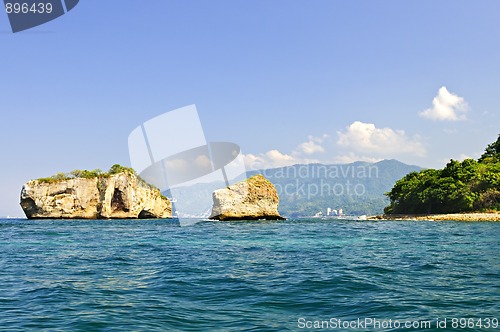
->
[368,212,500,222]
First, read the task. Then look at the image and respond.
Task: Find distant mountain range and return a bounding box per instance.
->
[164,159,421,217]
[248,159,422,217]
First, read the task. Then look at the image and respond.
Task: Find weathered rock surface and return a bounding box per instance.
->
[209,174,285,221]
[20,172,171,219]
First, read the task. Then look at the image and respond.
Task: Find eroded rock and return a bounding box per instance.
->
[209,174,285,221]
[20,172,171,219]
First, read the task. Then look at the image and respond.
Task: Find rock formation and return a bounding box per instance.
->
[20,171,171,219]
[209,174,285,221]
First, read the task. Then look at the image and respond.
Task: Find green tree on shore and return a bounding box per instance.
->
[479,134,500,161]
[385,135,500,214]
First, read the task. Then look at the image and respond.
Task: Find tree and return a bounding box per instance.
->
[385,134,500,214]
[480,134,500,161]
[108,164,136,175]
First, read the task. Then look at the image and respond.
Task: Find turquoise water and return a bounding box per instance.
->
[0,218,498,331]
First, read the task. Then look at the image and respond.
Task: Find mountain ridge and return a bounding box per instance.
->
[248,159,422,217]
[165,159,422,217]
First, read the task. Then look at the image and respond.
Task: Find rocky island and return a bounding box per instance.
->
[209,174,285,221]
[20,165,171,219]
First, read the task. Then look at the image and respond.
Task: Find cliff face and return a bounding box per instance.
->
[20,172,171,219]
[209,174,285,221]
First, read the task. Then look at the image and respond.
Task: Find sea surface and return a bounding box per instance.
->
[0,218,498,331]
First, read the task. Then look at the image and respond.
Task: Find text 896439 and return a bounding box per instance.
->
[5,2,53,14]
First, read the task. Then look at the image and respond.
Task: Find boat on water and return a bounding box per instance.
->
[319,214,368,221]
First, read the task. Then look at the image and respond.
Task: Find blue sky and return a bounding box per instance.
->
[1,0,500,216]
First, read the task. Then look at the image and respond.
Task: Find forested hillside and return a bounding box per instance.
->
[249,159,421,216]
[385,135,500,214]
[167,160,422,217]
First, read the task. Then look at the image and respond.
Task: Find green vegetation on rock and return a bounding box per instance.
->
[108,164,136,175]
[36,164,166,199]
[38,164,135,183]
[385,135,500,214]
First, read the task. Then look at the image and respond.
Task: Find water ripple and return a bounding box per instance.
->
[0,219,498,330]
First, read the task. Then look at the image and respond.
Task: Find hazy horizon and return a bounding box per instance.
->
[2,1,500,216]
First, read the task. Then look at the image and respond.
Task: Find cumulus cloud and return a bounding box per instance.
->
[295,135,328,155]
[243,124,426,170]
[243,149,321,170]
[243,135,327,170]
[458,153,473,161]
[194,154,212,168]
[166,158,187,171]
[243,151,295,170]
[331,152,382,164]
[419,86,468,121]
[337,121,426,157]
[265,150,297,165]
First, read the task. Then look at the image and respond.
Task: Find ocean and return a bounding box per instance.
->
[0,218,498,331]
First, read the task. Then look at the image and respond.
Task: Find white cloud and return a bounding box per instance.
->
[243,135,327,170]
[337,121,426,157]
[295,135,328,155]
[332,152,382,164]
[166,158,187,171]
[440,152,481,164]
[194,154,211,168]
[243,151,292,170]
[458,153,473,161]
[419,86,468,121]
[243,149,320,170]
[243,124,426,170]
[266,149,297,165]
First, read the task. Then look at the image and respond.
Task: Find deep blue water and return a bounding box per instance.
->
[0,218,498,331]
